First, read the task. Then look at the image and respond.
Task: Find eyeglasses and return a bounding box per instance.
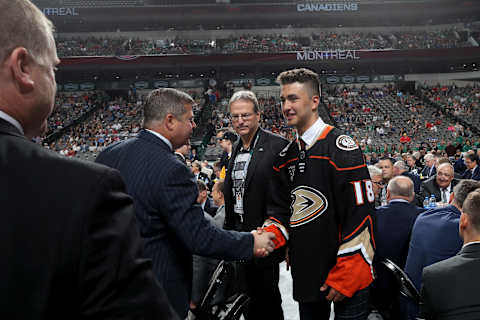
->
[230,113,254,121]
[373,180,385,187]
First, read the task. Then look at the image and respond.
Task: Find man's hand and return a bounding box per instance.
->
[320,284,346,303]
[251,230,275,257]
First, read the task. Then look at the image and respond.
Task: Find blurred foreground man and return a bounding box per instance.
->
[421,190,480,319]
[267,68,375,320]
[96,88,275,318]
[0,0,178,318]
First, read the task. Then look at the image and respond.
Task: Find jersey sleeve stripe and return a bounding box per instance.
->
[277,157,299,169]
[309,155,367,171]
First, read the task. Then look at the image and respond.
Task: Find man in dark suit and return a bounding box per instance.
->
[96,88,275,318]
[371,176,424,319]
[224,90,289,319]
[419,153,436,180]
[0,1,178,318]
[417,163,458,206]
[393,160,421,194]
[421,189,480,319]
[462,152,480,181]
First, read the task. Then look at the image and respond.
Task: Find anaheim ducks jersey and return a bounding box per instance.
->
[267,124,375,303]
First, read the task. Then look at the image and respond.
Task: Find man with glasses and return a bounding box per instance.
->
[462,153,480,180]
[224,90,288,320]
[369,165,384,207]
[418,163,458,206]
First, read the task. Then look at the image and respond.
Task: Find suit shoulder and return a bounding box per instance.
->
[423,254,459,278]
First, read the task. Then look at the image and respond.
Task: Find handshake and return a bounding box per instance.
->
[251,228,276,258]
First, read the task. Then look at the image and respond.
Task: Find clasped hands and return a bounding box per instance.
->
[251,227,276,257]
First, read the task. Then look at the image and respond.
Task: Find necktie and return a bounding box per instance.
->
[441,188,447,203]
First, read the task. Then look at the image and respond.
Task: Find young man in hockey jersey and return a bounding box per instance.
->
[264,68,375,319]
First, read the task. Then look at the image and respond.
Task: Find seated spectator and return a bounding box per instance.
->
[406,180,480,291]
[191,180,226,313]
[417,163,458,206]
[421,189,480,319]
[419,153,436,180]
[371,176,424,319]
[369,165,384,207]
[462,152,480,180]
[393,160,421,194]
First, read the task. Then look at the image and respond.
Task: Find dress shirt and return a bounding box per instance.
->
[0,110,24,135]
[145,129,172,151]
[440,184,452,203]
[301,117,326,147]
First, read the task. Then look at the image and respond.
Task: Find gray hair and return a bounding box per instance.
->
[368,165,382,178]
[0,0,55,65]
[453,180,480,207]
[424,154,435,162]
[228,90,260,113]
[394,160,409,172]
[463,190,480,232]
[143,88,194,126]
[387,176,414,198]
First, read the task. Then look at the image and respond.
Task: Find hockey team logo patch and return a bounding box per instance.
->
[290,186,328,227]
[336,135,358,151]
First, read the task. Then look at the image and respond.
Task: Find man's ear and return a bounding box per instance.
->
[164,113,177,131]
[9,47,35,93]
[459,212,468,232]
[311,95,320,111]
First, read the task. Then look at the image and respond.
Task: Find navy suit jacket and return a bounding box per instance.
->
[404,205,463,291]
[462,166,480,181]
[96,130,253,317]
[421,243,480,319]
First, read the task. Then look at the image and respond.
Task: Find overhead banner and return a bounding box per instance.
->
[42,8,79,16]
[297,2,358,12]
[297,50,360,61]
[323,74,404,84]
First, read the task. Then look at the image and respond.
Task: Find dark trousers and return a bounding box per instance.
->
[299,287,369,320]
[244,262,284,320]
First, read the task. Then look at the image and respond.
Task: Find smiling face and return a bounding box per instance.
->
[280,82,319,135]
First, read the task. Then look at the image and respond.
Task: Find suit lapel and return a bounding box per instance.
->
[0,118,25,139]
[244,129,265,189]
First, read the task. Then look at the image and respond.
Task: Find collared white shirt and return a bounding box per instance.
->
[0,110,24,135]
[145,129,172,151]
[300,117,326,147]
[462,241,480,250]
[388,199,410,204]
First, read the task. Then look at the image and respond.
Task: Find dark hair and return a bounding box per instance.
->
[196,180,207,192]
[462,190,480,232]
[465,153,479,163]
[379,157,394,166]
[276,68,321,97]
[453,180,480,207]
[222,131,238,144]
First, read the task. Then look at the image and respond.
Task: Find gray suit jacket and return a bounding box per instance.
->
[96,130,253,317]
[421,243,480,319]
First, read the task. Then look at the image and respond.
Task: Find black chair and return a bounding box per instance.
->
[192,260,250,320]
[381,259,421,306]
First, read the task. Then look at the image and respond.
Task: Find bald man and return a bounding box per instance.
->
[372,176,425,318]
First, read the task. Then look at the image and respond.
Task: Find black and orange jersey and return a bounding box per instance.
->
[267,124,375,303]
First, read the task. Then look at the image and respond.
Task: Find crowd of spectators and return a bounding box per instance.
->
[422,84,480,131]
[324,85,479,158]
[46,91,108,135]
[55,28,472,57]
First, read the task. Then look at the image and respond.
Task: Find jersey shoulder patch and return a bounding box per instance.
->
[336,135,358,151]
